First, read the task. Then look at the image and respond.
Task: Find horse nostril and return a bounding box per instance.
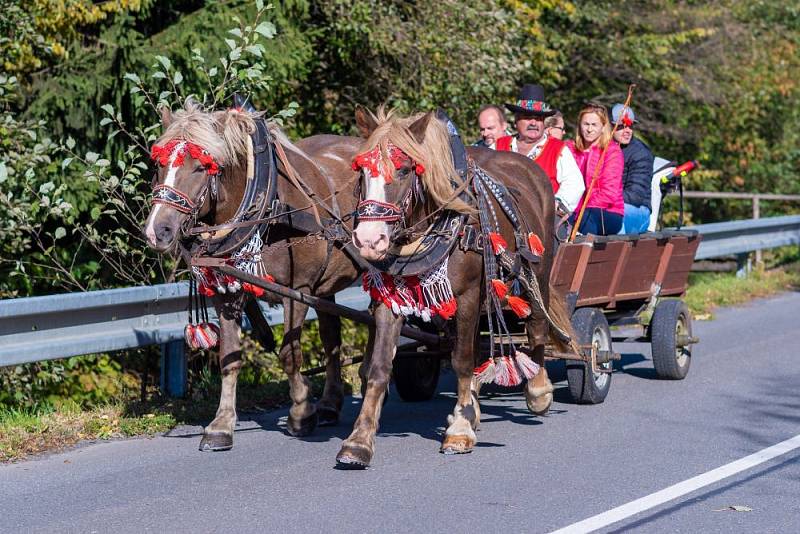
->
[374,233,389,251]
[155,224,174,244]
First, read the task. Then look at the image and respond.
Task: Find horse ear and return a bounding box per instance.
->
[408,111,433,144]
[355,106,378,138]
[160,106,173,128]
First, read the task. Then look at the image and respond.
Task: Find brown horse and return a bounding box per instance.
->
[143,101,363,450]
[336,108,575,468]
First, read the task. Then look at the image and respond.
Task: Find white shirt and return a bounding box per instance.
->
[505,134,585,213]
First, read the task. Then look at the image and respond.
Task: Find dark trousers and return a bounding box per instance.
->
[571,208,623,236]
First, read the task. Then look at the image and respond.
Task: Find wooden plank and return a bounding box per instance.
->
[607,242,632,308]
[569,240,594,294]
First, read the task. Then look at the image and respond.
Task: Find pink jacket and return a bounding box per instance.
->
[566,140,624,215]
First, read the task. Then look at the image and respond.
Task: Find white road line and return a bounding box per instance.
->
[550,433,800,534]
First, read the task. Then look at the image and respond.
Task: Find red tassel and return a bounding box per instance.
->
[494,356,521,387]
[528,233,545,256]
[491,279,508,299]
[474,358,496,384]
[184,322,219,350]
[508,296,532,318]
[514,350,541,380]
[489,232,507,255]
[242,274,275,297]
[198,284,215,297]
[434,298,458,320]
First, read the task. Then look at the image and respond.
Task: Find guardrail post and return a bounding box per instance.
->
[753,197,763,266]
[160,340,187,398]
[736,253,751,278]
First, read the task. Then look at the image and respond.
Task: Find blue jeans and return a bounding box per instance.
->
[571,208,623,236]
[621,203,651,234]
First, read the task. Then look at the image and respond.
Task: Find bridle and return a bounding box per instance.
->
[150,140,223,237]
[352,143,425,240]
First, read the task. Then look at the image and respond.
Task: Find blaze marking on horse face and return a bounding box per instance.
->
[145,142,186,247]
[352,164,391,254]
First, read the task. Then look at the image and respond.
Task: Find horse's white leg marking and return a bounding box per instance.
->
[144,143,185,246]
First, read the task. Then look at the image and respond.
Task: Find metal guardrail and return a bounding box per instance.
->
[694,215,800,260]
[1,215,798,395]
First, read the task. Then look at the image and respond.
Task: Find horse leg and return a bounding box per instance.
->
[280,297,318,437]
[358,322,376,398]
[244,297,276,353]
[336,304,403,469]
[524,316,554,415]
[316,309,343,426]
[199,297,243,452]
[441,284,482,454]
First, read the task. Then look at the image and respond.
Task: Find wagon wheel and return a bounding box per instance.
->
[650,299,692,380]
[392,347,442,402]
[566,308,613,404]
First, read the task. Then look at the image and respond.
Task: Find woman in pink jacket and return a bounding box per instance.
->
[566,104,624,235]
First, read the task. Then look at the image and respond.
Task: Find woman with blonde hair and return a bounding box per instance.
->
[566,103,624,235]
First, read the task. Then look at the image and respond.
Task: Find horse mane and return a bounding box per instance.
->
[361,106,474,214]
[156,100,327,178]
[155,99,256,168]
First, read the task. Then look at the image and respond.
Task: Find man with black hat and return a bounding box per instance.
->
[611,103,653,233]
[495,84,584,214]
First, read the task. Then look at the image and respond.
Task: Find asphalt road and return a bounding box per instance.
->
[2,291,799,533]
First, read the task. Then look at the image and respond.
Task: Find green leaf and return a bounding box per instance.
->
[152,71,166,80]
[66,137,76,150]
[228,28,243,38]
[99,117,113,126]
[155,55,171,70]
[123,72,141,84]
[256,0,264,11]
[229,48,241,61]
[61,157,73,170]
[208,67,218,77]
[0,162,6,183]
[173,71,183,85]
[255,21,276,39]
[100,104,114,116]
[54,227,66,240]
[225,38,237,51]
[245,45,264,58]
[95,159,111,167]
[91,207,101,220]
[86,152,99,164]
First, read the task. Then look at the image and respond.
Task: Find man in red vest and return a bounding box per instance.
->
[495,84,584,214]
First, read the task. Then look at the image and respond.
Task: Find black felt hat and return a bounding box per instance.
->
[504,84,556,117]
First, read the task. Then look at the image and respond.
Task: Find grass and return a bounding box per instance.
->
[0,402,175,463]
[3,254,799,463]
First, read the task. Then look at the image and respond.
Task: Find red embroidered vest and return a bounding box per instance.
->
[495,136,564,193]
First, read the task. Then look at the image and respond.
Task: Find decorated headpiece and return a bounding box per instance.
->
[151,139,222,176]
[351,143,425,184]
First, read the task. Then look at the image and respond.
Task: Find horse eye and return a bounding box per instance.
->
[193,165,205,174]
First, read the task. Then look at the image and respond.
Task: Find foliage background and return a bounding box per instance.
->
[1,0,798,408]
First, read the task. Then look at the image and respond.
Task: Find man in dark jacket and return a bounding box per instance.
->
[611,104,653,234]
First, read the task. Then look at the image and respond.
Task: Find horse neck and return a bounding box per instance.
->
[213,162,247,223]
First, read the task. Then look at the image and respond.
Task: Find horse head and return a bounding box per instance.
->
[144,101,253,252]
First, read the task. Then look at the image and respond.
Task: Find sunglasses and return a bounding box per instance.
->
[549,125,565,131]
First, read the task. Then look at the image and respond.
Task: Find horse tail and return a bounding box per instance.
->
[547,284,580,356]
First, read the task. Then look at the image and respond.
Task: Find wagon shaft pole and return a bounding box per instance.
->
[216,266,446,348]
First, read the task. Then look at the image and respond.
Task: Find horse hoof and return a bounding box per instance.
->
[199,432,233,452]
[336,444,372,469]
[526,391,553,416]
[287,411,318,437]
[440,434,475,455]
[317,407,340,427]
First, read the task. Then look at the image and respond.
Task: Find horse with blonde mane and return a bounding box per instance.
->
[144,100,364,451]
[337,107,575,468]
